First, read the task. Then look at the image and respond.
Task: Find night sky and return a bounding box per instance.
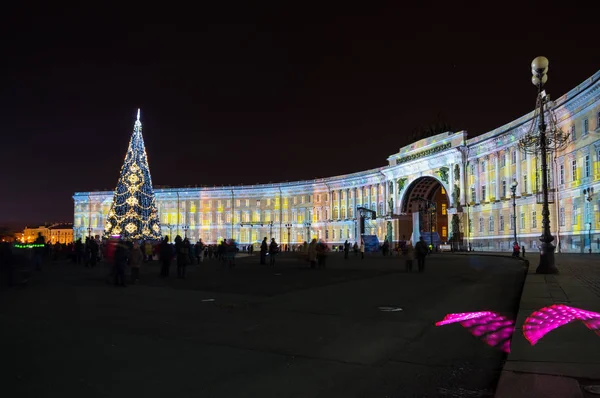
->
[2,2,599,229]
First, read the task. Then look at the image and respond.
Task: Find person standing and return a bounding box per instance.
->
[129,241,143,283]
[159,236,172,277]
[113,239,129,287]
[316,240,328,268]
[33,232,45,271]
[521,245,526,258]
[415,237,428,273]
[343,240,350,260]
[175,236,188,279]
[269,238,278,266]
[308,238,317,268]
[260,237,268,265]
[404,241,414,272]
[360,241,365,260]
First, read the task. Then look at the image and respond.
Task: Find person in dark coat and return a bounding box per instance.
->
[176,236,188,279]
[260,237,268,265]
[159,236,172,277]
[113,239,129,286]
[415,237,428,273]
[343,240,350,260]
[269,238,278,266]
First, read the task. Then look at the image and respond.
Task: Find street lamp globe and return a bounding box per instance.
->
[511,180,518,192]
[531,56,549,75]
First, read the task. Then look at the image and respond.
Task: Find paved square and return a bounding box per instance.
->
[1,253,526,397]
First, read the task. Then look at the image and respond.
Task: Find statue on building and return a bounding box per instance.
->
[452,184,461,207]
[397,178,408,195]
[454,164,460,181]
[437,167,449,184]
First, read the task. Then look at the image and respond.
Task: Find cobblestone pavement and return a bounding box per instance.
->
[1,253,526,398]
[554,253,600,298]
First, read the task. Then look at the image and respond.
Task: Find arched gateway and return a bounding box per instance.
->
[74,68,600,252]
[399,176,450,247]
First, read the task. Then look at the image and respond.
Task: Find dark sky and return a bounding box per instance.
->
[1,2,599,228]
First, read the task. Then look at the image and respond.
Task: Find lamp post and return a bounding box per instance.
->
[584,187,594,253]
[182,224,189,239]
[164,224,173,241]
[87,226,92,238]
[304,222,312,242]
[531,57,557,273]
[428,202,436,251]
[285,223,293,250]
[511,180,519,248]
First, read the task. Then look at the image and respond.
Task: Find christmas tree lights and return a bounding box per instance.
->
[104,109,162,240]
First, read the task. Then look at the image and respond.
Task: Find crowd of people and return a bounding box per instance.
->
[1,232,441,288]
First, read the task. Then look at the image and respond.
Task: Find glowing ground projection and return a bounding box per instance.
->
[523,304,600,345]
[435,311,515,353]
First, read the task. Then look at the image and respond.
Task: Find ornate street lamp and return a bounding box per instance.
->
[285,223,293,249]
[182,224,189,239]
[511,180,519,248]
[518,57,569,274]
[584,187,594,254]
[304,222,312,242]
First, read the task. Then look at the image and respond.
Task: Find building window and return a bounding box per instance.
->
[266,199,271,206]
[573,203,579,227]
[573,159,577,181]
[441,203,447,215]
[597,112,600,131]
[301,196,305,204]
[583,119,589,136]
[481,185,486,202]
[520,213,525,230]
[324,193,328,201]
[317,194,321,202]
[489,216,494,232]
[479,217,484,233]
[470,164,475,175]
[523,175,528,193]
[500,154,506,167]
[332,230,336,239]
[293,197,297,205]
[325,230,329,239]
[510,215,514,231]
[442,226,447,237]
[245,199,249,207]
[571,125,576,141]
[585,155,591,177]
[559,207,565,226]
[236,199,240,207]
[532,211,537,229]
[511,150,517,164]
[502,180,507,198]
[471,187,476,203]
[500,215,505,231]
[481,161,486,172]
[560,164,565,185]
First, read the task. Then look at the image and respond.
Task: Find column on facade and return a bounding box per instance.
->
[504,150,511,193]
[526,152,532,194]
[368,185,372,213]
[352,187,357,218]
[459,161,466,206]
[494,153,500,200]
[345,188,350,219]
[484,156,490,202]
[338,189,342,219]
[475,160,480,203]
[448,163,454,206]
[375,183,380,215]
[515,147,522,196]
[329,190,333,221]
[383,180,389,215]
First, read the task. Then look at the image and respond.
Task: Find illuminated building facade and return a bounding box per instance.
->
[23,223,73,245]
[74,69,600,252]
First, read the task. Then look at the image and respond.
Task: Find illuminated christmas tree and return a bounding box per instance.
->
[104,109,162,240]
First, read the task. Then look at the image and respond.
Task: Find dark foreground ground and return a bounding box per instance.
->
[0,252,526,398]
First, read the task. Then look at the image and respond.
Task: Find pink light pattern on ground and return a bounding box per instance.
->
[435,312,515,353]
[523,304,600,345]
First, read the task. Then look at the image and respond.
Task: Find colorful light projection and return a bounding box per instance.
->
[523,304,600,345]
[435,311,515,353]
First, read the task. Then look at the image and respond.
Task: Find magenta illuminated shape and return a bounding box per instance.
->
[436,311,514,353]
[523,304,600,345]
